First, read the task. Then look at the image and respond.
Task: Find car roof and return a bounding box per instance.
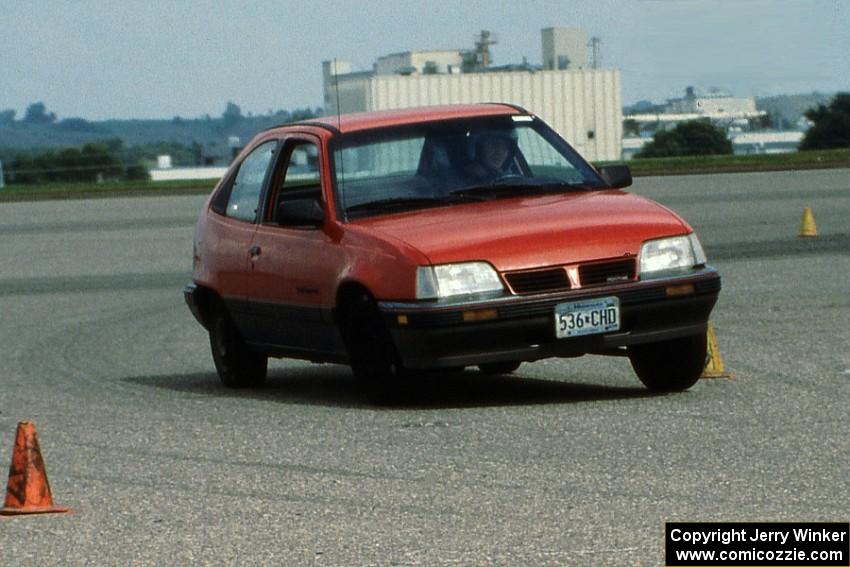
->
[290,103,529,135]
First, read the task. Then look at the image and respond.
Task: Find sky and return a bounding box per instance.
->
[1,0,848,121]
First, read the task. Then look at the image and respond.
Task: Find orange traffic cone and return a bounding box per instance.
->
[0,422,70,516]
[799,207,818,237]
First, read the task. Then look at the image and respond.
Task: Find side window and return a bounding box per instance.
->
[280,143,320,195]
[516,128,582,183]
[225,141,277,222]
[270,141,324,226]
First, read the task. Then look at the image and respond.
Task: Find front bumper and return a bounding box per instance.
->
[184,282,206,328]
[379,267,720,369]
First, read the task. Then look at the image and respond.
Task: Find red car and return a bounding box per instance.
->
[185,104,720,399]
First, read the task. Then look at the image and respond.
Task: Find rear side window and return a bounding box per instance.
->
[225,141,277,222]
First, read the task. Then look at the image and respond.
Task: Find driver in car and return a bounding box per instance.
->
[463,130,518,183]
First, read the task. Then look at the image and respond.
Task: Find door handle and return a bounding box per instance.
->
[249,245,261,257]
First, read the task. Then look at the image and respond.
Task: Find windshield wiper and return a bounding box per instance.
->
[450,180,589,198]
[345,195,482,216]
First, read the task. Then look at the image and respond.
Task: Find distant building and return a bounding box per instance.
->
[666,86,758,116]
[730,131,804,155]
[542,27,587,71]
[374,51,465,76]
[626,87,765,126]
[622,86,774,159]
[323,28,622,161]
[149,155,227,182]
[620,137,649,161]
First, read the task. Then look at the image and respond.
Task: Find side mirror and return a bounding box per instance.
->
[277,198,324,227]
[597,165,632,189]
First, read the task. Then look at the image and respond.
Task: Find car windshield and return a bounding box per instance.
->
[333,115,607,219]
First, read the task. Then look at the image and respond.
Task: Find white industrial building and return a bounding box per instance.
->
[665,87,759,117]
[323,29,623,162]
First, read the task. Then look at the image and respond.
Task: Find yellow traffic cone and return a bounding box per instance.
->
[799,207,818,238]
[702,322,732,379]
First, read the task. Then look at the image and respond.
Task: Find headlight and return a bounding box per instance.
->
[416,262,504,299]
[639,234,707,277]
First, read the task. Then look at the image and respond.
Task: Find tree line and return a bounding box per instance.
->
[1,101,323,185]
[0,102,56,125]
[635,92,850,158]
[3,141,148,185]
[1,100,322,130]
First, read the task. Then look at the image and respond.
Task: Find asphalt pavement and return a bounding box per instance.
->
[0,169,848,566]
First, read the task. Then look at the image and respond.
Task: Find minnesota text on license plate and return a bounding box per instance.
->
[555,297,620,338]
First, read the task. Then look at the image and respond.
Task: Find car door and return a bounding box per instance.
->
[204,139,278,333]
[246,136,346,355]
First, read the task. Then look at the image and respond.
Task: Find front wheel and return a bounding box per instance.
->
[628,334,706,392]
[209,308,267,388]
[343,295,407,403]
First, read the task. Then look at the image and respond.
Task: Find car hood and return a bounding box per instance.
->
[352,190,690,271]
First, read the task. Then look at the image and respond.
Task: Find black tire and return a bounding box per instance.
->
[628,333,706,392]
[209,308,267,388]
[478,361,522,375]
[343,295,406,403]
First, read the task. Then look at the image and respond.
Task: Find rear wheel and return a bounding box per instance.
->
[209,308,267,388]
[628,333,706,392]
[343,295,407,403]
[478,361,522,375]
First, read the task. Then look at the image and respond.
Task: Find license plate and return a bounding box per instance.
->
[555,297,620,339]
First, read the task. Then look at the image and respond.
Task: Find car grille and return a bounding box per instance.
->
[504,268,570,294]
[504,258,637,295]
[579,258,636,286]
